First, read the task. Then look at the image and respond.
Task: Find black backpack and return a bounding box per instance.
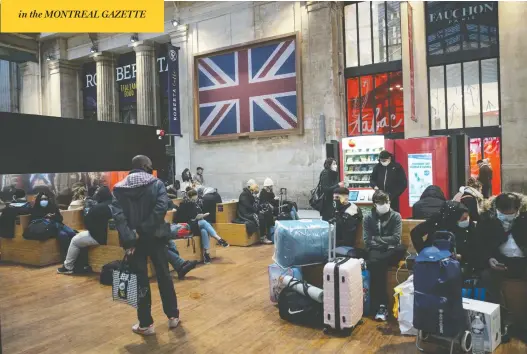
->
[23,219,58,241]
[278,280,323,327]
[309,176,323,211]
[100,260,122,285]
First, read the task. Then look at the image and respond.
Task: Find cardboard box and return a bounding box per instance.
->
[463,298,501,353]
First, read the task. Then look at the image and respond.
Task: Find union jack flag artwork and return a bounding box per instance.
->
[195,36,301,140]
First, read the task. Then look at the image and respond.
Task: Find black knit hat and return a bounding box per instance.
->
[379,150,392,160]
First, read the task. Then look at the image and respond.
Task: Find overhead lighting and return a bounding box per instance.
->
[395,84,401,88]
[389,87,393,91]
[130,34,139,43]
[90,45,98,53]
[171,19,179,27]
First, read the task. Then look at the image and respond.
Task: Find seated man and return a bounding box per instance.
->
[237,179,273,244]
[478,193,527,334]
[333,187,363,254]
[175,189,229,264]
[0,189,31,238]
[57,186,113,274]
[363,190,406,322]
[411,185,446,220]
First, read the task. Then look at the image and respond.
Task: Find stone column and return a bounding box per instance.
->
[500,2,527,192]
[91,52,119,122]
[18,62,41,114]
[48,60,82,118]
[132,41,157,126]
[169,25,190,178]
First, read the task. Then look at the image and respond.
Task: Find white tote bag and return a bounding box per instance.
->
[393,275,417,336]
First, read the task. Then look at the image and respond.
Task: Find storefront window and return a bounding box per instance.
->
[347,71,403,136]
[120,103,137,125]
[0,60,20,113]
[344,1,401,68]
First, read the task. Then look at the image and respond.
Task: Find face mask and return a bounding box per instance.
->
[40,200,49,208]
[380,160,390,167]
[331,164,338,172]
[457,219,470,229]
[376,203,390,215]
[497,211,517,222]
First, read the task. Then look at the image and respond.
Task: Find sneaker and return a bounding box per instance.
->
[375,305,388,322]
[168,317,180,329]
[132,323,155,336]
[217,238,230,248]
[203,252,211,264]
[261,237,273,245]
[177,260,198,280]
[57,266,73,275]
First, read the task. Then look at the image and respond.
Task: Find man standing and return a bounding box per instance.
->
[369,150,408,212]
[112,155,179,336]
[477,159,493,199]
[194,167,205,185]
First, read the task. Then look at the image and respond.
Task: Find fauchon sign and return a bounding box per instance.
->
[428,2,496,25]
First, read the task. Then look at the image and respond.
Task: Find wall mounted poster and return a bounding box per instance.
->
[194,33,303,141]
[408,153,433,207]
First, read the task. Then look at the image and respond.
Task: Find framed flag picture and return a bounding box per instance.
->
[193,33,303,142]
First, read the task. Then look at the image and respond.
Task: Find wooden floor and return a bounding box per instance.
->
[1,246,526,354]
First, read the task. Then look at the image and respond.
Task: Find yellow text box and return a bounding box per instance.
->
[0,0,164,33]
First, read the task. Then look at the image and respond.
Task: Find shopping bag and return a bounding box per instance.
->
[393,275,417,336]
[112,256,139,308]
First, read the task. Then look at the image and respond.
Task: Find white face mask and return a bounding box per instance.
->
[457,219,470,229]
[331,164,338,172]
[380,160,390,167]
[376,203,390,215]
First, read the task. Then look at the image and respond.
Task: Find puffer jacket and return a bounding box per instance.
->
[412,185,446,220]
[335,202,363,247]
[473,193,527,270]
[363,208,402,251]
[111,170,168,249]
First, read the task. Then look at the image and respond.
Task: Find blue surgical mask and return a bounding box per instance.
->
[457,219,470,229]
[40,200,49,208]
[497,211,517,223]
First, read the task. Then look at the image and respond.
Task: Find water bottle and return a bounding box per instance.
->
[471,315,485,354]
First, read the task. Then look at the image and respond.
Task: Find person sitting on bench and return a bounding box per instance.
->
[363,190,406,322]
[332,187,364,256]
[166,223,199,280]
[175,189,229,264]
[238,179,273,244]
[57,186,113,274]
[259,178,299,220]
[200,187,222,223]
[411,201,477,274]
[68,183,86,210]
[0,189,31,238]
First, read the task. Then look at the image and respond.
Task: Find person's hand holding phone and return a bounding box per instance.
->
[489,258,507,271]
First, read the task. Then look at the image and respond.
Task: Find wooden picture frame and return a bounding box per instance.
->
[193,32,304,142]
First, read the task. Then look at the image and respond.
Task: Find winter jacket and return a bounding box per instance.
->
[174,197,202,236]
[412,185,446,220]
[259,188,278,208]
[201,188,222,223]
[335,202,363,247]
[112,170,169,249]
[31,193,63,224]
[0,199,31,238]
[193,173,204,185]
[369,161,408,199]
[235,188,259,234]
[363,208,402,251]
[474,193,527,270]
[319,168,339,221]
[456,186,483,222]
[84,200,112,244]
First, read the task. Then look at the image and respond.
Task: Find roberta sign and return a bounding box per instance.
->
[428,2,496,25]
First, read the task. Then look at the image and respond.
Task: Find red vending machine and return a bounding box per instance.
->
[387,135,468,219]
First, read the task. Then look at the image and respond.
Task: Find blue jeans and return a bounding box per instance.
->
[167,240,186,271]
[290,207,300,220]
[198,219,218,251]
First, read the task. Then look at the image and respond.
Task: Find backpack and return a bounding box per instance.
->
[413,232,464,337]
[309,180,323,211]
[23,219,58,241]
[100,260,122,285]
[278,280,323,327]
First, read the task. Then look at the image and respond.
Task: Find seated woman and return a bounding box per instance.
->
[412,185,446,220]
[175,189,229,264]
[259,178,299,220]
[333,187,364,256]
[454,177,484,222]
[57,186,113,274]
[363,190,406,322]
[411,201,476,273]
[200,187,222,223]
[68,183,86,210]
[237,180,273,244]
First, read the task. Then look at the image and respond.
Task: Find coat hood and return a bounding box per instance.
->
[419,185,446,201]
[114,171,158,200]
[481,193,527,217]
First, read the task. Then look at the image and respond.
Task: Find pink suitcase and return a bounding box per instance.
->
[323,223,363,334]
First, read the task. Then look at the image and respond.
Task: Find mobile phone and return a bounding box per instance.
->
[495,262,506,268]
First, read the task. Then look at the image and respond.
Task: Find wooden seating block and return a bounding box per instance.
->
[216,201,238,224]
[214,223,259,247]
[107,220,120,246]
[87,246,155,278]
[0,237,61,266]
[60,209,85,231]
[174,236,203,262]
[14,215,31,238]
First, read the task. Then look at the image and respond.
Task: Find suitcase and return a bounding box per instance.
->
[323,222,363,335]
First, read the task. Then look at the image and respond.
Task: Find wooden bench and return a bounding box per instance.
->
[60,209,85,231]
[214,223,259,247]
[0,215,61,266]
[216,201,237,224]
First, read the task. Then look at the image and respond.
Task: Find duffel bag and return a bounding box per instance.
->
[278,280,323,327]
[23,218,58,241]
